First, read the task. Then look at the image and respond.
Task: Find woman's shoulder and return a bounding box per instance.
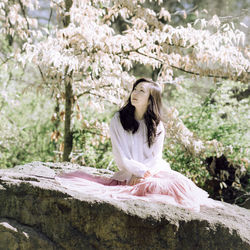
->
[158,120,164,128]
[110,112,121,127]
[157,120,165,133]
[111,111,120,121]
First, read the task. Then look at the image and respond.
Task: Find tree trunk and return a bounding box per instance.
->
[63,76,73,161]
[62,0,73,161]
[63,0,73,27]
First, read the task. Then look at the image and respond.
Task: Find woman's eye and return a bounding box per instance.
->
[133,88,144,93]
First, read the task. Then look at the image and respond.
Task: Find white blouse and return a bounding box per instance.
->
[109,112,171,183]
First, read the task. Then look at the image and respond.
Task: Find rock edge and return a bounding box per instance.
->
[0,162,249,250]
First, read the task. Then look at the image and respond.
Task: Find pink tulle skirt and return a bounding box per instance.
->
[55,169,223,212]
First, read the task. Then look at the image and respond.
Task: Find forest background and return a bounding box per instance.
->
[0,0,249,205]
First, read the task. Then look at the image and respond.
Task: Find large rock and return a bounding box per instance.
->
[0,162,249,250]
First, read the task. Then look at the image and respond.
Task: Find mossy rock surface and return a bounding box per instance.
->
[0,162,249,250]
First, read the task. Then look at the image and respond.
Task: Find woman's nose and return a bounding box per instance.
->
[133,92,139,99]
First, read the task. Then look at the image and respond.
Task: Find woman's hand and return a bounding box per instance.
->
[129,171,151,186]
[143,170,151,178]
[129,175,143,186]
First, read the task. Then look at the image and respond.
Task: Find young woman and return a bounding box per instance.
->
[56,78,223,212]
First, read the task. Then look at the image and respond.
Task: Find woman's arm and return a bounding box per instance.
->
[142,121,171,175]
[143,122,165,166]
[109,114,148,178]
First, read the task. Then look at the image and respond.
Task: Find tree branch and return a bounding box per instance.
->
[47,8,53,32]
[76,84,113,99]
[135,50,240,81]
[0,55,14,66]
[114,44,146,55]
[37,65,47,84]
[88,92,119,105]
[18,0,30,30]
[73,128,108,138]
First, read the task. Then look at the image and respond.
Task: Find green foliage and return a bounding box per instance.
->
[1,77,248,186]
[184,80,248,159]
[70,104,117,171]
[161,79,249,186]
[0,81,55,168]
[162,142,210,187]
[1,56,248,190]
[0,0,249,200]
[72,130,115,171]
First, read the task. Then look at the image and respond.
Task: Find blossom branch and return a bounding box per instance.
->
[76,84,113,99]
[18,0,30,30]
[135,50,241,81]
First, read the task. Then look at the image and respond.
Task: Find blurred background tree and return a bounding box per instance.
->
[0,0,249,206]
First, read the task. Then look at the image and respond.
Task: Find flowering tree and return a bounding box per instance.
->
[1,0,249,161]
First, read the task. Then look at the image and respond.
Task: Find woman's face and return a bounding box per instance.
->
[131,81,151,108]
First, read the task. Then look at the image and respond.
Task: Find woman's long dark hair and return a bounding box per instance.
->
[119,78,163,147]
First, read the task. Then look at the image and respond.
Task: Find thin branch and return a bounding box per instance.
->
[218,9,249,21]
[47,8,53,32]
[18,0,30,30]
[194,85,220,127]
[73,128,109,138]
[76,90,91,99]
[170,64,229,80]
[0,55,15,66]
[156,63,164,81]
[171,5,198,17]
[37,65,46,84]
[135,50,236,81]
[88,92,119,105]
[51,0,64,10]
[0,47,26,66]
[114,44,146,55]
[76,84,113,99]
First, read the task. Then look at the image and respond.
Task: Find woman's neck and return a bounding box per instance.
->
[134,107,147,120]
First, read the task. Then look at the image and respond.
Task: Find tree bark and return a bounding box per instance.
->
[62,0,73,161]
[63,0,73,27]
[63,74,73,161]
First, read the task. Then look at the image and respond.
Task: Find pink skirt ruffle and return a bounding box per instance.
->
[55,169,223,212]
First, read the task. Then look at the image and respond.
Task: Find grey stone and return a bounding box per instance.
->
[0,162,249,250]
[0,218,56,250]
